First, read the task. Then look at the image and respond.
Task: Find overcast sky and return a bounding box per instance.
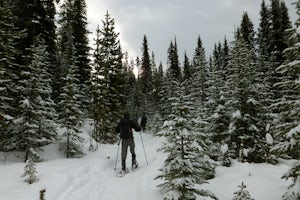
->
[85,0,297,66]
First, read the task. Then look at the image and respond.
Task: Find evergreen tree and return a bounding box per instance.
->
[71,0,91,112]
[257,0,272,72]
[163,38,181,117]
[156,81,217,200]
[56,0,90,112]
[123,53,137,118]
[90,11,126,143]
[226,35,265,162]
[182,51,192,94]
[269,0,292,99]
[282,161,300,200]
[138,35,153,115]
[232,182,254,200]
[256,0,274,139]
[191,35,209,111]
[275,4,300,199]
[167,38,181,82]
[12,0,58,98]
[206,46,231,165]
[240,12,255,51]
[222,38,230,76]
[21,156,38,184]
[90,24,110,142]
[272,1,300,159]
[0,0,20,151]
[14,37,57,161]
[183,51,191,81]
[57,24,84,158]
[40,0,58,101]
[140,35,152,94]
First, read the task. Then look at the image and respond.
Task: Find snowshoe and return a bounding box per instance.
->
[116,168,129,177]
[132,161,139,170]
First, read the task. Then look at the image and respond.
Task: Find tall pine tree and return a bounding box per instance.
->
[15,37,57,161]
[57,22,84,158]
[90,11,126,143]
[0,0,20,151]
[71,0,91,113]
[226,34,265,162]
[272,0,300,159]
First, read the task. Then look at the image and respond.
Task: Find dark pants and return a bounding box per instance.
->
[121,138,136,169]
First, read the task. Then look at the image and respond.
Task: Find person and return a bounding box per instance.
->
[116,112,141,172]
[140,114,147,131]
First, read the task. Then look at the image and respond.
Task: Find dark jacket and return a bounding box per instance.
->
[116,117,141,139]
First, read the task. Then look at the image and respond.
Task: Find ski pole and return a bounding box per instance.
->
[114,139,121,171]
[139,131,148,166]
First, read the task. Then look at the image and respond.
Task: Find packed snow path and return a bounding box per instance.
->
[54,133,164,200]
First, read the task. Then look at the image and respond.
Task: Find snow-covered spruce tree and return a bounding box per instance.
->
[163,38,181,112]
[257,0,273,110]
[182,51,192,94]
[272,2,300,198]
[281,161,300,200]
[206,48,231,166]
[232,182,254,200]
[191,35,209,117]
[57,24,84,158]
[139,35,153,115]
[14,37,57,162]
[0,0,21,151]
[156,81,217,200]
[91,24,111,142]
[71,0,91,113]
[272,0,300,159]
[90,11,126,143]
[56,0,91,113]
[269,0,292,101]
[240,12,256,54]
[21,155,38,184]
[255,1,278,164]
[226,33,266,163]
[190,36,214,163]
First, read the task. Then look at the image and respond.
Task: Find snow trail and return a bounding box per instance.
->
[54,133,163,200]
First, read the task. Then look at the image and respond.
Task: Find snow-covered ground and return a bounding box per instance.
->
[0,126,295,200]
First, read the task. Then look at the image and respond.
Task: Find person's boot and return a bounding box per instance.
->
[132,154,138,169]
[122,160,126,173]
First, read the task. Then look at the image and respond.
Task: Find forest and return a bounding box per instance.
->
[0,0,299,199]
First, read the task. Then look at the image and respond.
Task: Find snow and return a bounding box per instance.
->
[232,110,241,119]
[0,126,294,200]
[286,124,300,139]
[202,160,292,200]
[220,143,228,154]
[266,133,274,145]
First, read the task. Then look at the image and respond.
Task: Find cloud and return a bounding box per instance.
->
[86,0,298,66]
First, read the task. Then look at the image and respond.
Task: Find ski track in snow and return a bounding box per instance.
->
[55,133,163,200]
